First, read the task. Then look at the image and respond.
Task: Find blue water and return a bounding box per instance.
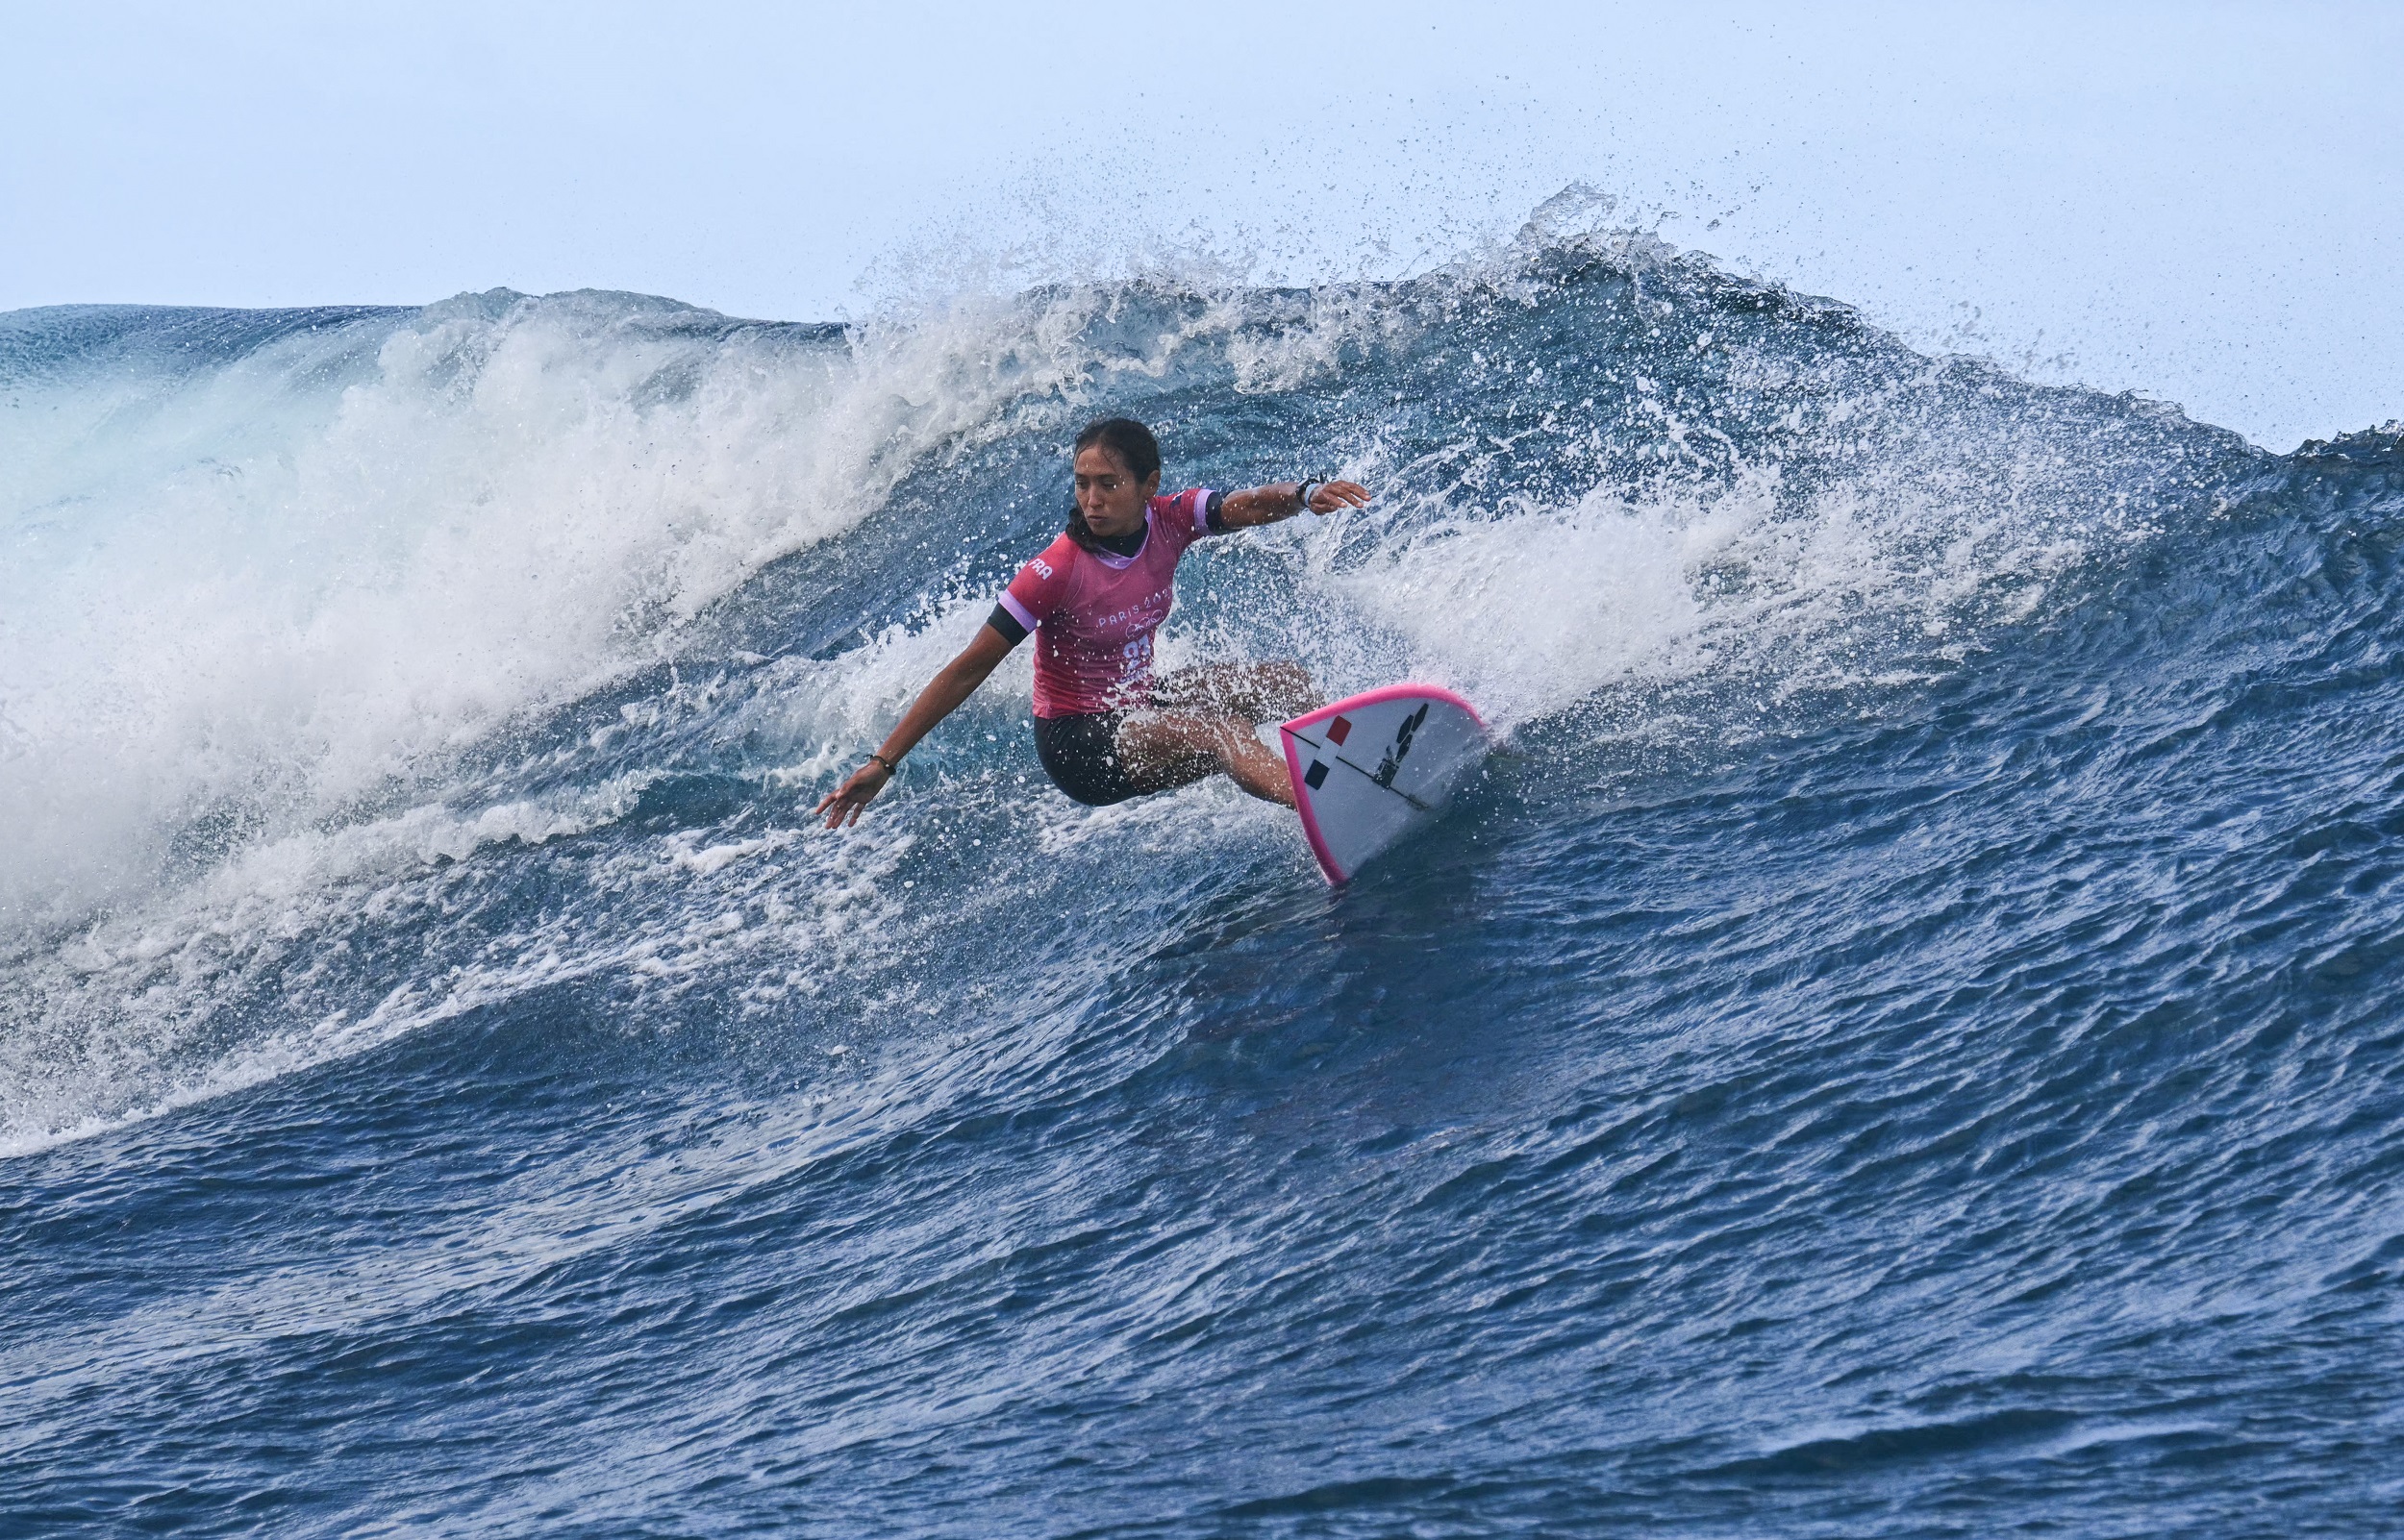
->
[6,215,2403,1535]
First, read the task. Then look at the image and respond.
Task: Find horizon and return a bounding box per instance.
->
[7,2,2399,450]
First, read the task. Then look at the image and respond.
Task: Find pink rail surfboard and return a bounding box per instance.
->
[1279,683,1490,884]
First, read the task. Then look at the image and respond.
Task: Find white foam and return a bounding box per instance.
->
[0,287,1135,937]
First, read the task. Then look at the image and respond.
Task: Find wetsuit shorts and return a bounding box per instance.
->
[1033,712,1141,807]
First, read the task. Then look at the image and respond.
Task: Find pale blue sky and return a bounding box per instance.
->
[7,1,2398,448]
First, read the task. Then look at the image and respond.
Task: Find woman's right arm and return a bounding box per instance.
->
[815,622,1018,830]
[1217,479,1370,528]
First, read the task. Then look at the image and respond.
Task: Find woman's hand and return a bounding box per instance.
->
[815,759,893,830]
[1303,479,1371,514]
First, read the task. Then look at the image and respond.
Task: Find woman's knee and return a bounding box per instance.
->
[1251,662,1319,715]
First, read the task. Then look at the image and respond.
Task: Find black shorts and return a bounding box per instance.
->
[1034,711,1142,807]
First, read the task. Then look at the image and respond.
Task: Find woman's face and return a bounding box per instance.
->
[1074,444,1158,540]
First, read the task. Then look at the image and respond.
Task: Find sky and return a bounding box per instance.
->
[6,1,2399,449]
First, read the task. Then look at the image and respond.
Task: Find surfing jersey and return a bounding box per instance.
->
[990,488,1223,718]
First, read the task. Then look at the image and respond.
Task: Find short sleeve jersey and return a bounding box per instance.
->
[996,489,1221,718]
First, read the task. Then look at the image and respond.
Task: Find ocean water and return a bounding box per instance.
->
[6,212,2403,1536]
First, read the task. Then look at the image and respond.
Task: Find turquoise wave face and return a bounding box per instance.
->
[3,229,2400,1535]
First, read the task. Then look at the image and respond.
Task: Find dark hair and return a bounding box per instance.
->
[1065,417,1163,551]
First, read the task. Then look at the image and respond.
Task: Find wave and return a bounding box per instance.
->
[0,209,2353,1156]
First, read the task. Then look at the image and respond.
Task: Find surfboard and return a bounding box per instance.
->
[1279,684,1490,884]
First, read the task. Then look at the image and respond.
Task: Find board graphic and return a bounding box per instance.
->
[1279,684,1490,884]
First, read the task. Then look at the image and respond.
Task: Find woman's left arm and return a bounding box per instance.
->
[1216,479,1371,529]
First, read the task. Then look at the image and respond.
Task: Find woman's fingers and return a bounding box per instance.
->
[816,765,887,830]
[1307,479,1372,512]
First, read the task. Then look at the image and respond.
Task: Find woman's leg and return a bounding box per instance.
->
[1111,660,1319,806]
[1147,660,1321,723]
[1114,711,1297,807]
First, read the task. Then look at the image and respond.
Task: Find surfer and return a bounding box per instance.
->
[816,417,1368,828]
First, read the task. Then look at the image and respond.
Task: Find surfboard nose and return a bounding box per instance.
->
[1279,684,1490,884]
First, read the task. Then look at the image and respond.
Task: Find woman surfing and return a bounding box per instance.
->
[815,417,1368,829]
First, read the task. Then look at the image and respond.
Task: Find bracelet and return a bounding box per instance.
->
[866,752,900,776]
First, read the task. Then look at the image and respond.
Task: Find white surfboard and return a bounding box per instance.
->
[1279,684,1490,884]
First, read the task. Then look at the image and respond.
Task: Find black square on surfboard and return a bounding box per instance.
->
[1305,760,1330,789]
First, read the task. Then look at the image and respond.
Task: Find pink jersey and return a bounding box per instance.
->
[997,488,1221,718]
